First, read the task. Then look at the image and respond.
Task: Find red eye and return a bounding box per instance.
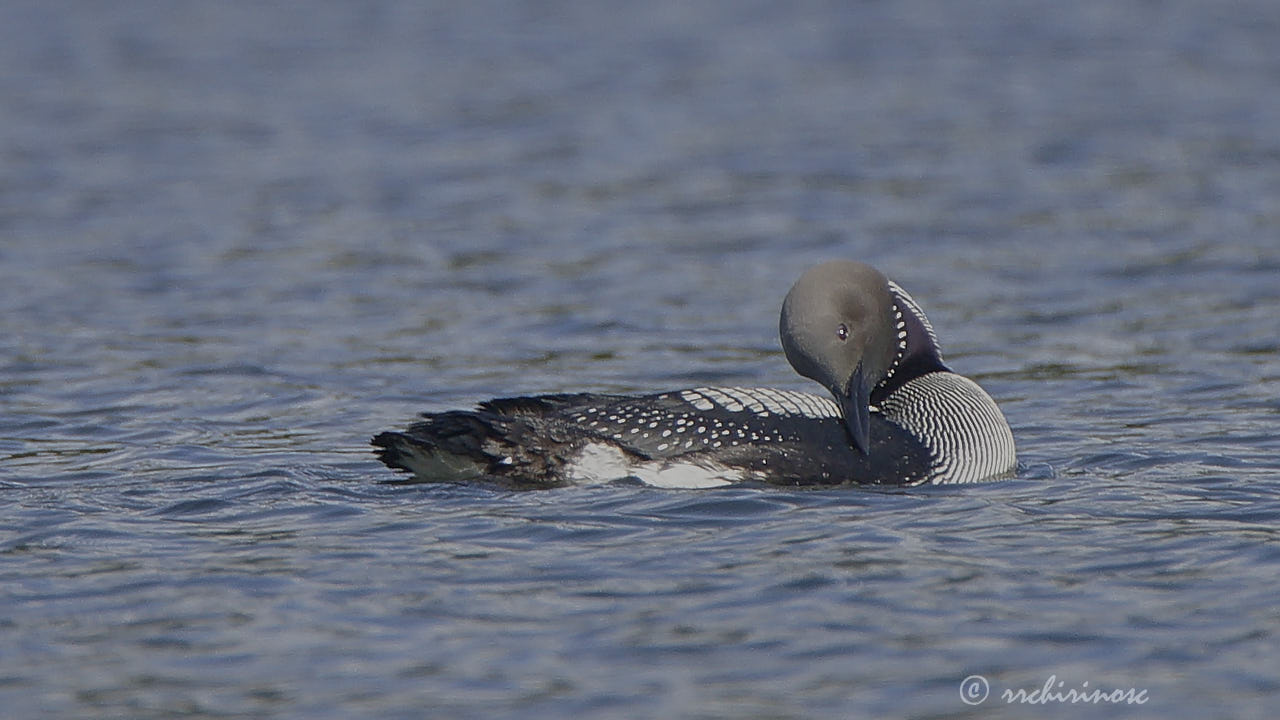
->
[836,323,849,341]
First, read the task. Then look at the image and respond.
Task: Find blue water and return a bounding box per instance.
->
[4,1,1280,717]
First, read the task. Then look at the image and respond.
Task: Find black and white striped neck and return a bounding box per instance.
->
[876,280,949,402]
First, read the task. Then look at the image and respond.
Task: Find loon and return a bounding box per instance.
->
[372,260,1016,488]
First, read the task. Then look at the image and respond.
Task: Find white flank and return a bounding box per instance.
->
[564,443,633,484]
[630,461,739,489]
[565,442,739,489]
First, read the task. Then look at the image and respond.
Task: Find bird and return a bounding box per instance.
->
[372,260,1016,488]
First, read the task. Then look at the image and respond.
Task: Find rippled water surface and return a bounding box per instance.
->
[4,1,1280,718]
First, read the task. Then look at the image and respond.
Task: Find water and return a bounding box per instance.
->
[3,1,1279,717]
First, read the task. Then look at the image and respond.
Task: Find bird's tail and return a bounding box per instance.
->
[371,410,504,482]
[372,409,577,486]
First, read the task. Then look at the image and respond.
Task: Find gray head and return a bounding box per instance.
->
[779,261,898,454]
